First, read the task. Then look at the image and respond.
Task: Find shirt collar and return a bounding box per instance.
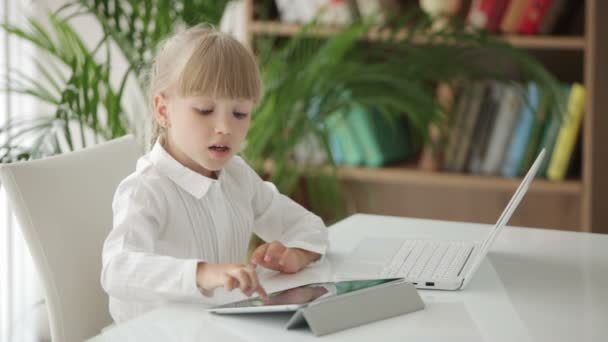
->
[148,140,223,199]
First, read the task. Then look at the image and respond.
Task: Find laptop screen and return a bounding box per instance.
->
[461,149,545,288]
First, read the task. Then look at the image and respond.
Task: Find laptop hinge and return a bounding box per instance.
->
[457,246,476,277]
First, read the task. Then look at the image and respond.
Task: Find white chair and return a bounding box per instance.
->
[0,135,141,342]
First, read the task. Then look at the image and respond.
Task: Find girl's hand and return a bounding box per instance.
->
[250,240,321,273]
[196,262,268,301]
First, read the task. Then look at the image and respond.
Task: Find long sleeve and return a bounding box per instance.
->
[248,166,329,256]
[101,178,205,303]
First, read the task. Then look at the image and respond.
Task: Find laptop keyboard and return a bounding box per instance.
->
[381,240,474,280]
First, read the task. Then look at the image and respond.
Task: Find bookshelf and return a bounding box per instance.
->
[243,0,608,233]
[250,20,586,50]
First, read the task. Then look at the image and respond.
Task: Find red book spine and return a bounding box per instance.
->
[468,0,510,32]
[486,0,511,32]
[519,0,553,35]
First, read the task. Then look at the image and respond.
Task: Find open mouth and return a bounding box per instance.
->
[209,144,231,152]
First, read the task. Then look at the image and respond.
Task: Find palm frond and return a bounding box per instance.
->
[74,0,230,77]
[1,13,130,160]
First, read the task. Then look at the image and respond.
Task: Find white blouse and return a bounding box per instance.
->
[101,141,329,324]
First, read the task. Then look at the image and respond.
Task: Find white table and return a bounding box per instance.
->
[88,214,608,342]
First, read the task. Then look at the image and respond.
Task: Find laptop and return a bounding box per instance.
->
[336,149,546,291]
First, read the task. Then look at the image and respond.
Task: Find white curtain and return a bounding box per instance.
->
[0,1,47,341]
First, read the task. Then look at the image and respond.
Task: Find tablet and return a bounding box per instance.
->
[208,278,403,314]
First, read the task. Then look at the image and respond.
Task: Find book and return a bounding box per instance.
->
[547,83,586,181]
[467,0,510,32]
[517,91,551,176]
[537,84,571,178]
[326,110,365,165]
[326,113,344,164]
[480,83,524,175]
[468,81,503,174]
[443,84,471,171]
[500,0,528,33]
[328,132,344,164]
[538,0,567,35]
[452,82,486,172]
[376,113,415,165]
[347,106,379,166]
[346,105,412,167]
[419,82,455,171]
[487,0,511,32]
[502,82,541,177]
[519,0,554,35]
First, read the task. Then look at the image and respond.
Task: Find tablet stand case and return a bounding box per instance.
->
[285,281,424,336]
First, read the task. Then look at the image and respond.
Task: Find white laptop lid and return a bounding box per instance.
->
[461,149,546,288]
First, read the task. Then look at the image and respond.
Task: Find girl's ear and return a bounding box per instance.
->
[154,93,171,128]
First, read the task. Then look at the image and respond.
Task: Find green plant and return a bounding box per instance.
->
[1,3,564,224]
[0,0,230,161]
[244,14,564,221]
[0,13,129,160]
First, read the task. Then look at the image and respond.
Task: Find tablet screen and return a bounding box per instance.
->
[216,278,400,308]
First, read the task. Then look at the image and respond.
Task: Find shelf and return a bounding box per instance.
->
[501,35,585,50]
[250,21,340,37]
[249,21,586,50]
[250,21,402,42]
[337,164,582,195]
[263,157,581,195]
[246,0,608,233]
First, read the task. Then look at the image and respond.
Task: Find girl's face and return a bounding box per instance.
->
[155,94,254,177]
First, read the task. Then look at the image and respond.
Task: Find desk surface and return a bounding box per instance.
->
[88,214,608,342]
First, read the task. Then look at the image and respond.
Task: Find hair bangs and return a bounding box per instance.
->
[176,34,262,103]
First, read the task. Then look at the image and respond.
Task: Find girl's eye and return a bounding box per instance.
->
[233,111,249,119]
[195,108,213,115]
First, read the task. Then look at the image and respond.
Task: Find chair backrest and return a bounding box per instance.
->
[0,135,141,342]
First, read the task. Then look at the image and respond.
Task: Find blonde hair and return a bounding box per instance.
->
[146,24,263,143]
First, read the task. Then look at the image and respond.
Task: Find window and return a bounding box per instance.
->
[1,1,46,341]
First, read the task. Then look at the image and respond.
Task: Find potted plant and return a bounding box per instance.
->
[1,1,563,223]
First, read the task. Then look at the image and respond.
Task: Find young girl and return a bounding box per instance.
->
[101,24,329,324]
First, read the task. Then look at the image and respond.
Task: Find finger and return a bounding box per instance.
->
[264,241,286,263]
[233,269,252,293]
[223,276,237,291]
[245,266,268,301]
[250,243,269,265]
[256,283,269,303]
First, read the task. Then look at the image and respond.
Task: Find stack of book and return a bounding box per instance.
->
[442,81,585,181]
[326,104,417,168]
[272,0,583,36]
[467,0,583,35]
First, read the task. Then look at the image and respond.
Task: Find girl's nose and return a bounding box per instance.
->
[214,116,232,135]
